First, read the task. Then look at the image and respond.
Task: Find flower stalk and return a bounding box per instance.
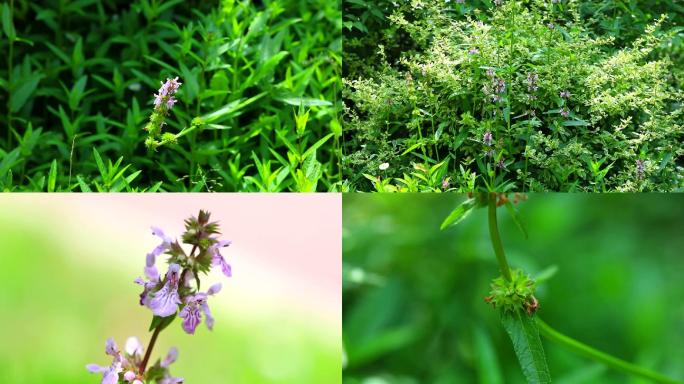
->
[487,193,512,281]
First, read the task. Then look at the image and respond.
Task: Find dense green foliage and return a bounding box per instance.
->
[1,0,341,191]
[343,194,684,383]
[343,0,684,192]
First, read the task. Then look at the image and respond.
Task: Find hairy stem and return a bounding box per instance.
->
[487,194,512,281]
[139,324,162,374]
[537,318,682,384]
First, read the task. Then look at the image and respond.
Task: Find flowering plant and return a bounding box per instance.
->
[343,0,684,192]
[144,77,183,150]
[87,210,232,383]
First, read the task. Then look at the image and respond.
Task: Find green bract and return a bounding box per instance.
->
[487,269,537,314]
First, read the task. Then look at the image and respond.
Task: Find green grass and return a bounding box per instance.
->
[0,0,342,191]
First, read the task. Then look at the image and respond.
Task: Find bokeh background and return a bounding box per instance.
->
[343,194,684,383]
[0,194,341,383]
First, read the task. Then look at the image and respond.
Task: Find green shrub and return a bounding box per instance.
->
[343,0,683,192]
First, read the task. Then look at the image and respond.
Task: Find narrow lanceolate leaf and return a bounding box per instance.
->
[501,311,551,384]
[440,197,477,230]
[505,201,528,239]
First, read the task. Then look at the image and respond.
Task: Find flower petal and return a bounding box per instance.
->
[125,337,143,357]
[161,347,178,368]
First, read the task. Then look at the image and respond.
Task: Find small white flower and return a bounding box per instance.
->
[379,163,390,171]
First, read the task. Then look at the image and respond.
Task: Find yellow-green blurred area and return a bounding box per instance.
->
[0,205,339,383]
[343,194,684,384]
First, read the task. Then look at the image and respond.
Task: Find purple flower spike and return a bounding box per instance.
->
[483,130,493,146]
[153,77,182,111]
[148,264,182,317]
[210,240,233,277]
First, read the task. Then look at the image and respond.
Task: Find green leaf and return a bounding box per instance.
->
[501,311,551,384]
[276,96,332,107]
[47,159,57,192]
[68,75,88,110]
[76,175,92,192]
[10,76,40,113]
[199,92,266,124]
[92,148,106,178]
[401,142,423,156]
[562,119,589,127]
[148,314,177,332]
[1,3,16,40]
[302,133,334,161]
[0,148,21,180]
[440,198,477,230]
[505,202,528,239]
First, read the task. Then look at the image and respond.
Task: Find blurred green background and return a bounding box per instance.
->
[0,198,339,383]
[343,194,684,384]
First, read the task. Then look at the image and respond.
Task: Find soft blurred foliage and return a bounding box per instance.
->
[343,194,684,383]
[0,207,339,383]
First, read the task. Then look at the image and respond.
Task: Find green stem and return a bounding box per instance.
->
[139,324,162,374]
[537,318,682,384]
[487,194,512,281]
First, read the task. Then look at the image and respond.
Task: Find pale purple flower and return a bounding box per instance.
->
[153,77,182,111]
[636,160,646,180]
[483,130,493,146]
[87,361,122,384]
[147,227,172,270]
[526,72,539,92]
[560,90,571,98]
[148,264,182,317]
[87,339,124,384]
[497,158,506,169]
[105,338,119,357]
[441,178,450,190]
[560,109,570,118]
[209,240,232,277]
[179,285,221,334]
[468,47,480,55]
[161,347,179,368]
